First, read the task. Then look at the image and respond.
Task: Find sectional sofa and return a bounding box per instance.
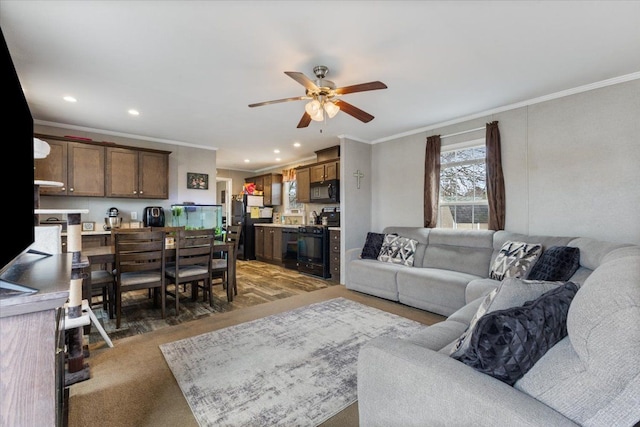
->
[345,227,640,426]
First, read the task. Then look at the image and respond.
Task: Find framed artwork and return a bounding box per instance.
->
[82,222,95,231]
[187,172,209,190]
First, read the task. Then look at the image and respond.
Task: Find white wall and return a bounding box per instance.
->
[367,79,640,245]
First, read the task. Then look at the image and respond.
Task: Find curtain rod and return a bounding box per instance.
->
[440,126,485,139]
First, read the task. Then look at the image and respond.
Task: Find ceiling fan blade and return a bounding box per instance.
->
[335,81,387,95]
[249,96,308,108]
[296,112,312,128]
[334,100,375,123]
[285,71,319,92]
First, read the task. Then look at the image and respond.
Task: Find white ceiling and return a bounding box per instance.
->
[2,1,639,172]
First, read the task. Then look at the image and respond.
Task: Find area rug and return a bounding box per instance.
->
[159,297,425,426]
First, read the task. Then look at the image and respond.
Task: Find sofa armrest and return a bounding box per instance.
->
[358,337,579,427]
[345,247,362,263]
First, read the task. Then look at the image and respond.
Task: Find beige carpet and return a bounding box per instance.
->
[69,285,444,427]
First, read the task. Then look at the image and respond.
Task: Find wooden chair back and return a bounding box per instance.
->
[169,228,216,310]
[113,229,167,328]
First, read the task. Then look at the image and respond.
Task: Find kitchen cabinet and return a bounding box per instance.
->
[295,167,310,203]
[255,226,283,265]
[245,173,283,206]
[255,227,265,259]
[34,138,105,197]
[310,160,339,183]
[105,147,169,199]
[329,229,341,282]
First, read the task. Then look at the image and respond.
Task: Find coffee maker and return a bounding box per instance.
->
[143,206,165,227]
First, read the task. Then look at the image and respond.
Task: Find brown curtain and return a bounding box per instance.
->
[486,121,505,230]
[423,135,441,228]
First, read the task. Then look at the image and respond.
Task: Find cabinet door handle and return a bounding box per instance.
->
[69,188,74,192]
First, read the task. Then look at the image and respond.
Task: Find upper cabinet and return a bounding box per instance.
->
[245,173,283,206]
[105,147,169,199]
[296,167,310,203]
[34,134,171,200]
[34,137,105,197]
[310,160,339,183]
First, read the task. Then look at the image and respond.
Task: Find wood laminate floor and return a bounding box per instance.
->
[88,259,338,343]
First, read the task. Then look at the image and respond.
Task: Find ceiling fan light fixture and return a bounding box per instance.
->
[305,99,324,121]
[323,101,340,118]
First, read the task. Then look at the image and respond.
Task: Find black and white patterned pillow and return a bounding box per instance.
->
[490,241,543,281]
[527,246,580,281]
[377,234,418,266]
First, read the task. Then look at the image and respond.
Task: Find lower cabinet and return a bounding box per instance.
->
[255,226,283,265]
[329,229,341,282]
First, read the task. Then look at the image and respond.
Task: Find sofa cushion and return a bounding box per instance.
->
[527,246,580,281]
[345,258,402,301]
[450,278,565,359]
[452,281,578,386]
[360,232,386,260]
[490,241,543,281]
[377,234,418,266]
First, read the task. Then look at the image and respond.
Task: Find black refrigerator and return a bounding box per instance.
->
[232,194,272,260]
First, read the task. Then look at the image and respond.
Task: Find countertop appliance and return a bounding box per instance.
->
[143,206,165,227]
[104,207,122,230]
[318,208,340,227]
[310,179,339,203]
[297,225,330,278]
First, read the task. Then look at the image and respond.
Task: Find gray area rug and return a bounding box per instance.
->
[160,297,425,426]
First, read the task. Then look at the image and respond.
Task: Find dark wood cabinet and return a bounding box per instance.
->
[329,229,341,282]
[255,226,283,265]
[245,173,283,205]
[105,147,169,199]
[310,160,339,183]
[255,227,265,259]
[295,167,310,203]
[34,138,105,197]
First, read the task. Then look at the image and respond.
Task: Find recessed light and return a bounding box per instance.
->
[63,96,77,103]
[128,109,140,116]
[244,159,250,163]
[274,149,280,154]
[293,142,301,147]
[275,158,281,161]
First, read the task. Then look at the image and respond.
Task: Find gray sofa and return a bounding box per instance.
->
[346,227,640,426]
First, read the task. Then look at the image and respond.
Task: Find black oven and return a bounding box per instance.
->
[297,226,330,278]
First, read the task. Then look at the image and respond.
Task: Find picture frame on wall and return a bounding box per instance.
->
[187,172,209,190]
[82,222,95,231]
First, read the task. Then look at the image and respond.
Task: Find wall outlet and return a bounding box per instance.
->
[131,211,137,220]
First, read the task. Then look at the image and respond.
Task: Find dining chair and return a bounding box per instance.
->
[164,228,215,314]
[194,225,241,304]
[113,229,167,329]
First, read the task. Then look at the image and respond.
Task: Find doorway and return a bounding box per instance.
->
[216,177,232,227]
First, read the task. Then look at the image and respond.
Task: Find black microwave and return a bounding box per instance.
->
[310,179,339,203]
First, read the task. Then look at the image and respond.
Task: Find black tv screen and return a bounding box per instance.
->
[0,27,35,276]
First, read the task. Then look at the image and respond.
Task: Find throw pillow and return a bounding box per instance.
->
[526,246,580,281]
[360,232,386,260]
[450,278,565,358]
[452,281,578,386]
[490,241,543,281]
[377,234,418,266]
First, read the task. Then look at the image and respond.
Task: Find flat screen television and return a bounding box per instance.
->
[0,27,36,292]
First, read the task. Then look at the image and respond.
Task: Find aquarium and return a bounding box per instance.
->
[171,204,222,233]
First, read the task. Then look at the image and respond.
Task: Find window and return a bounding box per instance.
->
[438,143,488,230]
[284,180,302,211]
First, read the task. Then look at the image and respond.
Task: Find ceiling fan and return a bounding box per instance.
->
[248,65,387,128]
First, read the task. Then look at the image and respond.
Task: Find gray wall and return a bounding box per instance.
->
[366,79,640,246]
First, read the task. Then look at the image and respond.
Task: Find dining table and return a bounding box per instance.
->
[81,240,237,303]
